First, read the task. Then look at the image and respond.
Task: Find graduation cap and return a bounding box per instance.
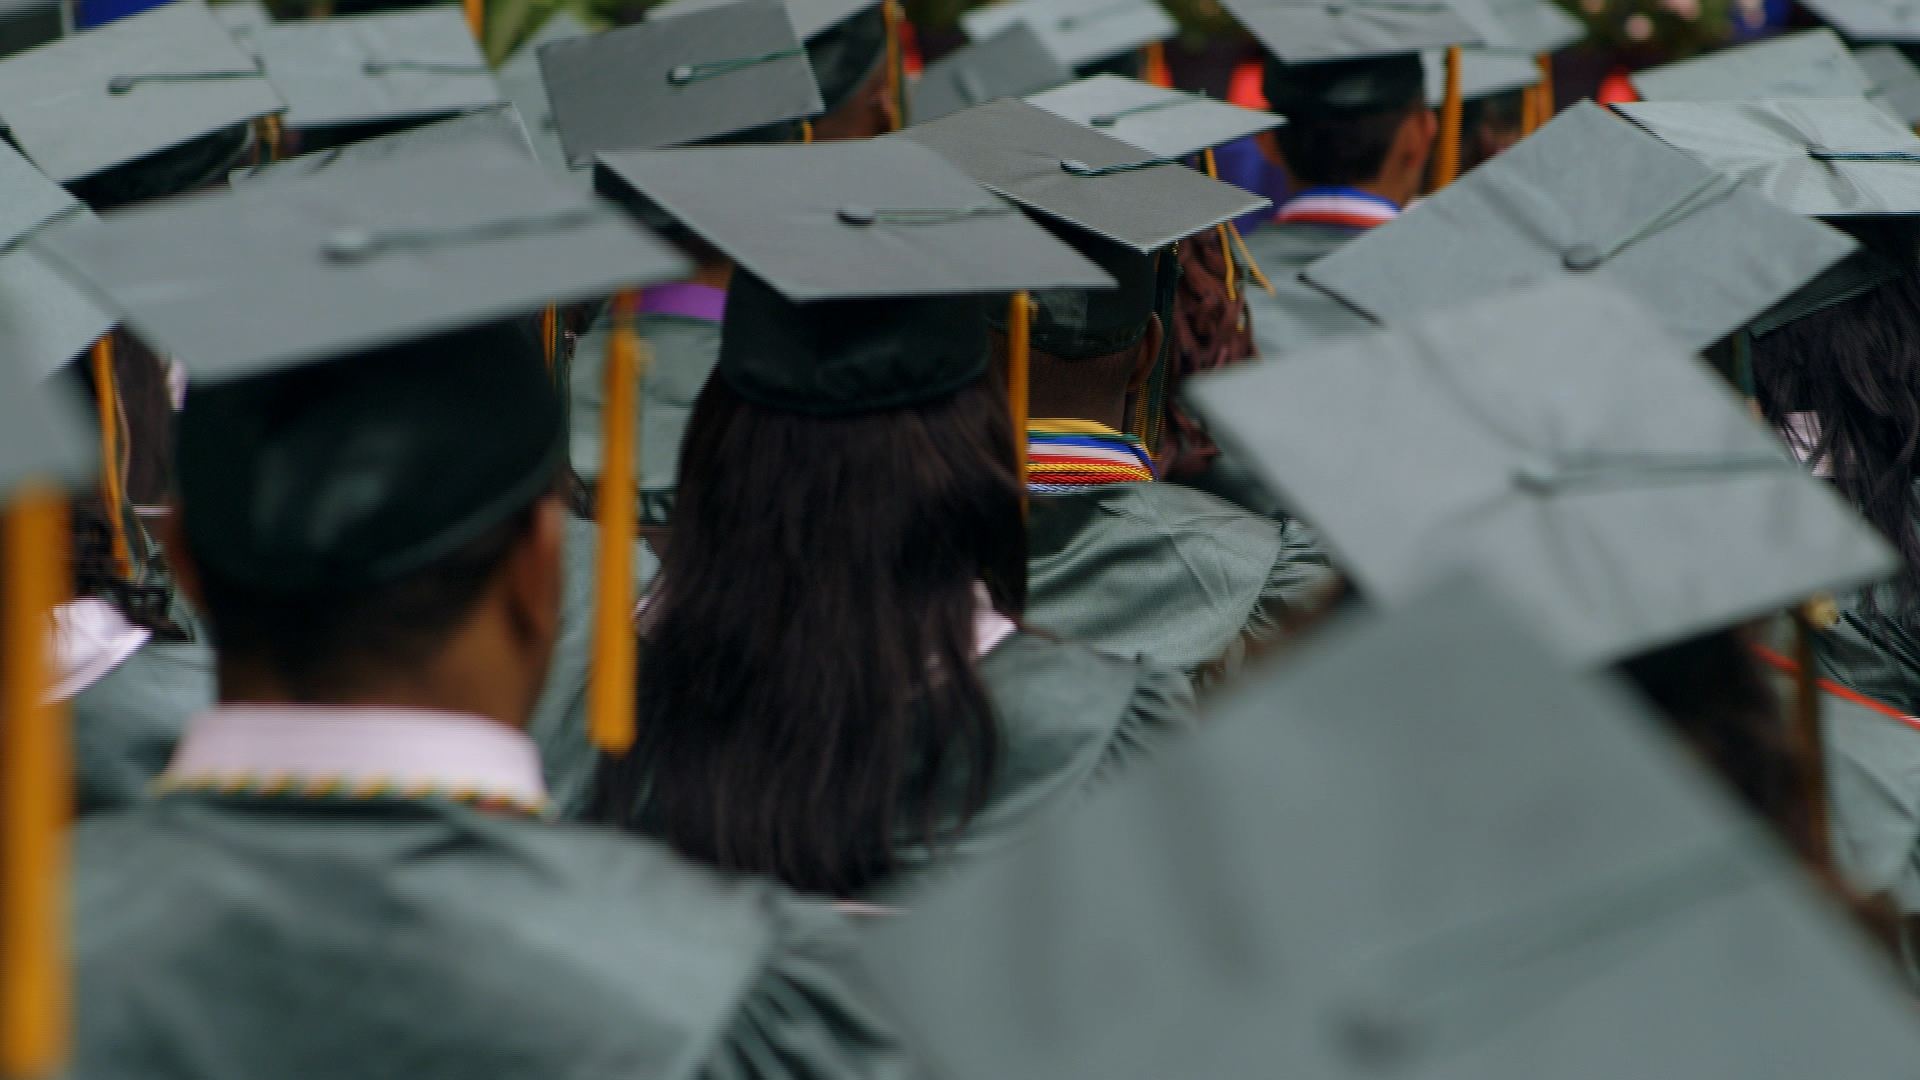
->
[1301,101,1858,352]
[538,0,823,164]
[647,0,871,42]
[1483,0,1583,52]
[960,0,1175,70]
[893,98,1267,253]
[1187,280,1895,664]
[1425,45,1540,103]
[910,22,1072,125]
[255,6,502,133]
[1218,0,1503,65]
[211,0,272,56]
[1025,74,1283,159]
[34,140,686,382]
[1804,0,1920,43]
[230,102,536,186]
[0,141,115,381]
[1631,29,1874,103]
[0,0,284,187]
[1856,44,1920,125]
[1617,98,1920,218]
[645,0,893,117]
[859,574,1920,1080]
[496,9,592,175]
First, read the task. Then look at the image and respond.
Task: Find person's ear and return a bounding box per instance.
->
[501,493,566,664]
[1406,105,1440,167]
[155,506,205,614]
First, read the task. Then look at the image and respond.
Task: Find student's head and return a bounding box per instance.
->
[1262,53,1437,206]
[807,6,896,140]
[1751,220,1920,613]
[988,226,1167,438]
[168,318,567,724]
[592,271,1024,896]
[68,122,258,212]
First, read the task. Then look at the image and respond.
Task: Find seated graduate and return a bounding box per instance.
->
[50,143,908,1080]
[587,139,1197,900]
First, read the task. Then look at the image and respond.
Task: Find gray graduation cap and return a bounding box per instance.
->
[1484,0,1583,52]
[537,0,822,164]
[211,0,272,57]
[1218,0,1504,65]
[0,0,284,184]
[1187,280,1896,664]
[859,574,1920,1080]
[960,0,1175,68]
[647,0,874,41]
[1617,98,1920,217]
[1631,28,1874,102]
[229,102,536,187]
[1302,101,1857,352]
[594,139,1112,299]
[1804,0,1920,43]
[33,140,688,383]
[255,6,502,132]
[1425,45,1540,104]
[0,141,115,380]
[497,10,592,175]
[1856,44,1920,125]
[910,23,1072,125]
[1026,74,1283,159]
[893,98,1268,253]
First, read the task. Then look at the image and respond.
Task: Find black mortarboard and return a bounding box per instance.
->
[1265,52,1427,117]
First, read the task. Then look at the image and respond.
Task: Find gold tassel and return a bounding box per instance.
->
[883,0,906,131]
[801,119,813,143]
[1144,41,1170,88]
[540,306,558,371]
[589,291,641,755]
[88,339,129,581]
[464,0,484,50]
[1,485,70,1080]
[1202,148,1237,302]
[1226,219,1274,294]
[1008,292,1030,514]
[1429,45,1463,191]
[1534,52,1555,127]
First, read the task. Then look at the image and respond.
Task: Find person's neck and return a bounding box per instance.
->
[1354,173,1414,211]
[1028,395,1129,435]
[685,259,732,291]
[216,662,526,730]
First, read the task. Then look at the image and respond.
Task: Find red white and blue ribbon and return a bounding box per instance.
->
[1276,186,1401,230]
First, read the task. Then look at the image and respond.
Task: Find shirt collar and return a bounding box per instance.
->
[637,282,727,323]
[1276,186,1402,230]
[158,706,549,814]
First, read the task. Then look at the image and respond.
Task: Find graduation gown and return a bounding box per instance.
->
[1238,220,1376,362]
[73,794,907,1080]
[1814,586,1920,717]
[1025,482,1332,687]
[570,307,721,526]
[71,634,215,814]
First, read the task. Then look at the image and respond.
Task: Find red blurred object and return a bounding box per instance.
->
[1227,58,1268,109]
[901,13,923,75]
[1596,67,1639,105]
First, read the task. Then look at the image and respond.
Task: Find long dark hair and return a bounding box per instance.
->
[590,374,1027,897]
[1752,261,1920,614]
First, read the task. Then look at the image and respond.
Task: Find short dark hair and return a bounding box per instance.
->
[1275,103,1420,188]
[195,498,540,702]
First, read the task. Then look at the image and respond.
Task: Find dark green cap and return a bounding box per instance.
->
[0,139,116,379]
[255,6,502,132]
[991,218,1158,359]
[859,574,1920,1080]
[1265,52,1426,117]
[597,139,1111,413]
[1617,97,1920,217]
[1630,28,1873,102]
[1302,102,1859,352]
[176,317,563,594]
[1188,280,1896,664]
[538,0,823,164]
[893,98,1268,253]
[229,102,536,186]
[910,23,1072,124]
[34,140,688,382]
[1026,74,1283,158]
[1857,44,1920,125]
[0,0,284,185]
[960,0,1176,69]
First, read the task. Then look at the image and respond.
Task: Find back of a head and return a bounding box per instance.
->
[177,318,563,701]
[1266,53,1425,187]
[594,270,1025,897]
[1751,219,1920,613]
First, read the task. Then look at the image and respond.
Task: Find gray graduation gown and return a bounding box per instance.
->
[74,794,909,1080]
[570,309,721,526]
[1239,220,1377,362]
[1025,482,1332,687]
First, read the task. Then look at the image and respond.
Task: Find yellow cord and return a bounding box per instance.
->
[1,485,70,1080]
[1226,218,1274,294]
[589,292,641,755]
[1202,148,1237,302]
[89,339,129,580]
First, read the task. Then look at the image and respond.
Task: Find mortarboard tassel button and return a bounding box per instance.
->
[1561,244,1601,272]
[322,228,379,263]
[837,205,876,225]
[668,65,696,85]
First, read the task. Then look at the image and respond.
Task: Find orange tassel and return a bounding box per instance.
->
[589,292,640,755]
[540,306,558,371]
[464,0,484,49]
[88,339,129,581]
[1008,292,1030,512]
[883,0,906,130]
[1,485,70,1080]
[1429,46,1463,190]
[1144,41,1170,88]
